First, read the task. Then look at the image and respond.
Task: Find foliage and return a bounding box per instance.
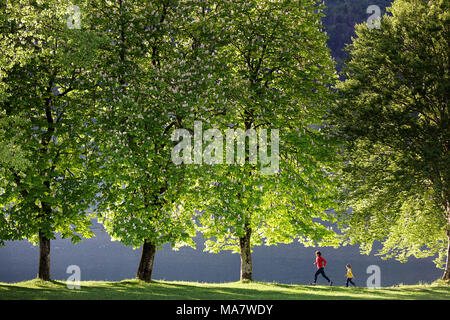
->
[90,0,224,250]
[0,0,102,246]
[329,0,449,268]
[190,0,342,254]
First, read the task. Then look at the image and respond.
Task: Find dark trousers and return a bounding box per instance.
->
[346,277,356,287]
[314,267,331,283]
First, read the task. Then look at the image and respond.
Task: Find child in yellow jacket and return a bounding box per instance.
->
[345,264,356,287]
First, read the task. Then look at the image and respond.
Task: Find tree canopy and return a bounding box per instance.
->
[187,0,341,280]
[329,0,449,279]
[0,0,103,279]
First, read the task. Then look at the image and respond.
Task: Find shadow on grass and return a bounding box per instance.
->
[0,279,449,300]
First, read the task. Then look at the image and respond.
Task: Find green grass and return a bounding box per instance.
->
[0,279,449,300]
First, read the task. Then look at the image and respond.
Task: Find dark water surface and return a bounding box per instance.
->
[0,222,442,286]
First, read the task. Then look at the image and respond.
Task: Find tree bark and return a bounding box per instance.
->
[37,230,51,281]
[443,202,450,280]
[136,239,156,282]
[239,225,253,281]
[443,230,450,280]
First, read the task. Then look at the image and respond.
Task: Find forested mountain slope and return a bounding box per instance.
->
[323,0,393,69]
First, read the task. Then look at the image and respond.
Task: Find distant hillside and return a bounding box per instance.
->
[323,0,394,70]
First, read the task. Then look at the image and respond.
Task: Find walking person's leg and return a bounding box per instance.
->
[320,268,331,282]
[321,268,333,285]
[320,269,329,281]
[313,269,321,284]
[349,278,356,287]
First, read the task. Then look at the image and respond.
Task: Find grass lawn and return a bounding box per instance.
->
[0,279,449,300]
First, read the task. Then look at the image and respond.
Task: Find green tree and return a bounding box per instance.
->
[329,0,450,279]
[90,0,224,281]
[0,0,102,280]
[189,0,341,281]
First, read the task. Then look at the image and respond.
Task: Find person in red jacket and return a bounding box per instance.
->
[311,251,333,286]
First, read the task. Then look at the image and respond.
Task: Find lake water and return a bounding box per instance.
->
[0,221,442,287]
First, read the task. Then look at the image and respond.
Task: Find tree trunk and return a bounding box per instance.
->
[443,230,450,280]
[239,225,253,281]
[37,230,51,281]
[136,239,156,282]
